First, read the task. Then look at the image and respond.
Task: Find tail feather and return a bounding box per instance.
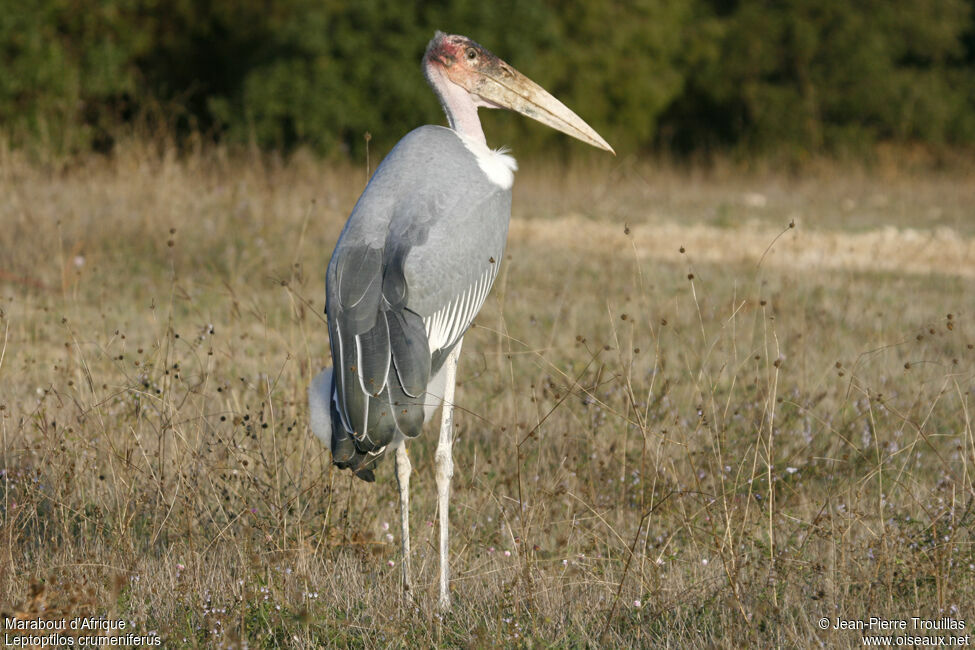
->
[308,368,376,482]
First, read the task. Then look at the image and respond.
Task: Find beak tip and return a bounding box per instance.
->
[595,138,615,156]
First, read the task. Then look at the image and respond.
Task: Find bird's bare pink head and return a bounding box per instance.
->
[424,32,504,96]
[423,31,614,154]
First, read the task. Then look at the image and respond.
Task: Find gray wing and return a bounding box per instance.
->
[324,126,511,478]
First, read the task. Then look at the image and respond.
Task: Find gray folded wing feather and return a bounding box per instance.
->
[324,125,512,476]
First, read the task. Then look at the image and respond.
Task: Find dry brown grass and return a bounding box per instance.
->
[1,139,974,648]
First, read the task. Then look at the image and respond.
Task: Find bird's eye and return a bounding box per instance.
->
[466,48,477,61]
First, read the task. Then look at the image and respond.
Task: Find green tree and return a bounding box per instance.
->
[661,0,975,154]
[0,0,149,151]
[2,0,974,157]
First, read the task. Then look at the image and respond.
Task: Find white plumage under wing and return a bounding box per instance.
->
[423,265,498,353]
[308,369,333,446]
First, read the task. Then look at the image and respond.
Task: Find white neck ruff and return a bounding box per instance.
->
[456,131,518,190]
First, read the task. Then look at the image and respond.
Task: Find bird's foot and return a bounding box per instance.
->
[399,581,415,609]
[437,591,451,613]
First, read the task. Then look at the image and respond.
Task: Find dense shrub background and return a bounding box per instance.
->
[2,0,974,157]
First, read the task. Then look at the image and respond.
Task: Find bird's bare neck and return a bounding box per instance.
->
[424,62,487,146]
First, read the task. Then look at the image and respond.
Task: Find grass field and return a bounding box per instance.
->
[1,141,973,648]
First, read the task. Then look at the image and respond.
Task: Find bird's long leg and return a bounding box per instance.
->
[394,445,412,600]
[435,339,463,611]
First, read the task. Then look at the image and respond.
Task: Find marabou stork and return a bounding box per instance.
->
[309,31,613,610]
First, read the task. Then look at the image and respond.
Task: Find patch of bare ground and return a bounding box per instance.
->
[512,215,975,277]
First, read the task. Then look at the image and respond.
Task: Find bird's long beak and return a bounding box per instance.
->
[427,33,614,154]
[471,61,615,154]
